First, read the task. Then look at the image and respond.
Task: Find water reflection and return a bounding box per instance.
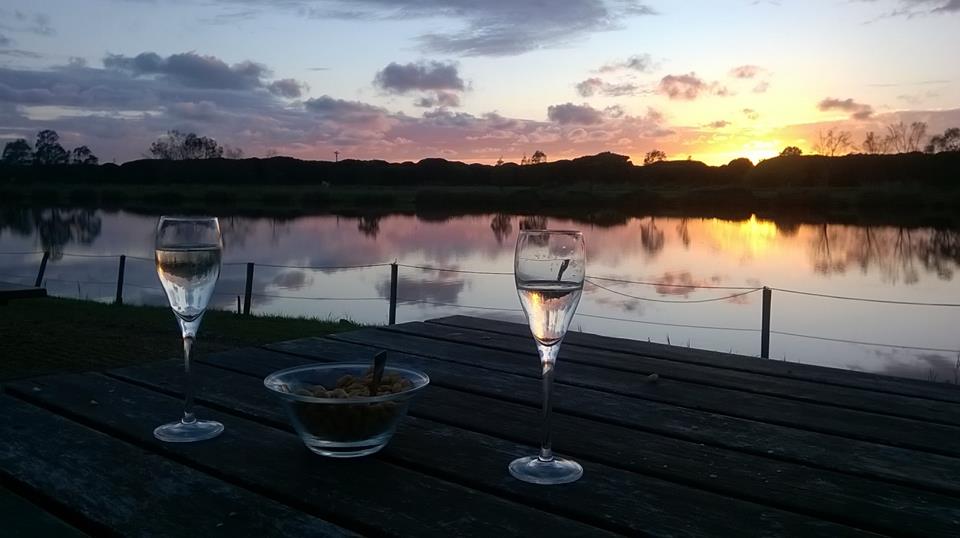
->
[3,208,960,381]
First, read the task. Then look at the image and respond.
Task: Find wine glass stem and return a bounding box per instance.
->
[182,335,196,424]
[537,342,560,462]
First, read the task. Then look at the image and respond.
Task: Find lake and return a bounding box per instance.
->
[1,208,958,383]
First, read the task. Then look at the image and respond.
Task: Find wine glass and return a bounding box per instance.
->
[154,216,224,442]
[511,229,585,484]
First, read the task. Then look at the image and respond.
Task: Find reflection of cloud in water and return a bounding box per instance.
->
[378,275,465,304]
[591,295,645,314]
[863,349,960,383]
[271,270,313,289]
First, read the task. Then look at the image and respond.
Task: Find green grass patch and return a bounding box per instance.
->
[0,297,360,381]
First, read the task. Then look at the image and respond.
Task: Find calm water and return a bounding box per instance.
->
[2,208,959,382]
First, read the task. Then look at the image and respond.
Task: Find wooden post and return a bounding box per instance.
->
[388,262,398,325]
[114,255,126,305]
[761,287,772,359]
[237,295,241,315]
[34,251,49,288]
[243,262,254,315]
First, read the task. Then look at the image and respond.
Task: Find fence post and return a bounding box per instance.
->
[34,251,50,288]
[761,287,772,359]
[114,255,126,305]
[237,295,241,315]
[388,262,398,325]
[243,262,255,315]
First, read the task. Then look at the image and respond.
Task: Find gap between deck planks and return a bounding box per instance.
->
[4,370,871,538]
[326,325,960,459]
[430,315,960,404]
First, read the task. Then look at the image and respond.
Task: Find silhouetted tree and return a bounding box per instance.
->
[643,150,667,165]
[813,129,854,156]
[925,127,960,153]
[2,139,33,165]
[780,146,802,157]
[884,121,926,153]
[34,129,68,165]
[69,145,98,165]
[530,150,547,164]
[862,131,889,155]
[149,130,224,160]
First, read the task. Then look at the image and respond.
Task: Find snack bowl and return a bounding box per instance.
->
[264,363,429,458]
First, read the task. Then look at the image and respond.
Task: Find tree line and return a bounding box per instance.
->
[2,130,98,166]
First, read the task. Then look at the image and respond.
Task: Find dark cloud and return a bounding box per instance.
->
[575,77,640,97]
[304,1,658,56]
[268,78,307,98]
[706,120,730,129]
[167,101,221,121]
[304,95,391,125]
[729,65,764,79]
[867,0,960,18]
[658,73,729,100]
[743,108,759,120]
[0,33,12,47]
[271,270,314,289]
[373,61,465,93]
[104,51,271,90]
[0,49,42,59]
[818,97,874,120]
[547,102,605,125]
[598,53,655,73]
[0,9,55,36]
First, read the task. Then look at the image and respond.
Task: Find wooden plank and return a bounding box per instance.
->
[7,372,877,538]
[431,315,960,404]
[0,394,355,537]
[0,485,87,538]
[328,327,960,458]
[386,321,960,426]
[0,281,47,300]
[20,370,614,538]
[195,345,960,537]
[263,338,960,498]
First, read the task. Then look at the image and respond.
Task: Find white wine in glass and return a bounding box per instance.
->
[511,229,585,484]
[154,216,224,442]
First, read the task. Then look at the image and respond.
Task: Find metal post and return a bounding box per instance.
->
[237,295,241,315]
[388,262,398,325]
[114,255,126,305]
[243,262,254,315]
[761,287,772,359]
[34,251,49,288]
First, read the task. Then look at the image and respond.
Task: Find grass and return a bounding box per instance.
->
[0,297,360,381]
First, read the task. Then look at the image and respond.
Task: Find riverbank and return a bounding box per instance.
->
[0,297,359,381]
[3,182,960,229]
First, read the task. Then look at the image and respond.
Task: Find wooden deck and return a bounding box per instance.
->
[0,281,45,301]
[1,315,959,536]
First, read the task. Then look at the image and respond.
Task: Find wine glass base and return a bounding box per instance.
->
[154,419,224,443]
[509,455,583,485]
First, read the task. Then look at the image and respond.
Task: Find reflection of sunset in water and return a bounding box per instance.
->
[2,208,960,382]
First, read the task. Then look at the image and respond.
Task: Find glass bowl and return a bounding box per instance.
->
[264,363,429,458]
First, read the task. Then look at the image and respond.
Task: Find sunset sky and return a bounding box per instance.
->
[1,0,958,165]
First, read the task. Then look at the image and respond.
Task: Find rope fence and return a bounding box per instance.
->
[3,249,958,358]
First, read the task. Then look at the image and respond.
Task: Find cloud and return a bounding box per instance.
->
[305,95,390,125]
[547,102,605,125]
[599,53,655,73]
[818,97,874,120]
[575,77,640,97]
[414,91,461,108]
[104,51,272,90]
[0,33,11,47]
[373,60,465,93]
[729,65,764,79]
[268,78,307,98]
[743,108,759,120]
[866,0,960,18]
[657,73,730,100]
[706,120,730,129]
[753,81,770,93]
[0,49,42,59]
[0,9,55,36]
[297,1,657,56]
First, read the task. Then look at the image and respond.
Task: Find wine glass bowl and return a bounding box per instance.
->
[154,216,224,443]
[511,229,585,484]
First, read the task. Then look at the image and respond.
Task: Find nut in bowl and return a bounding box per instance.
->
[264,363,429,458]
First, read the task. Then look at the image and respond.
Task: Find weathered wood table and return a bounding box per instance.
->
[2,315,959,537]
